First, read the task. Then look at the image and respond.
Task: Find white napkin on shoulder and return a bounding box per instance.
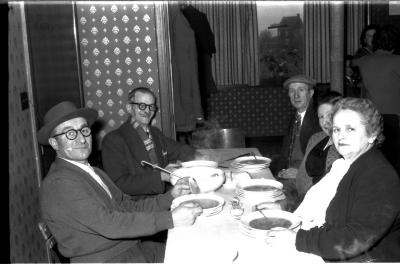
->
[294,158,351,229]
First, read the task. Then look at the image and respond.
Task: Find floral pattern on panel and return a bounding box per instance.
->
[76,3,160,146]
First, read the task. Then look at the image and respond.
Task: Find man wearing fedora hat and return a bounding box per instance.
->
[38,101,202,263]
[272,74,321,182]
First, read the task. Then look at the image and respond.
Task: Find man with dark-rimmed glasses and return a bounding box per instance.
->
[38,101,202,262]
[102,87,197,200]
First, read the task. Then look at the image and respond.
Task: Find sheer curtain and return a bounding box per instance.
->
[304,1,366,83]
[189,1,259,86]
[304,1,331,83]
[346,0,366,56]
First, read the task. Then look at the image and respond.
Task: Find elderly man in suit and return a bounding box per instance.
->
[274,75,321,180]
[38,101,202,263]
[101,87,198,199]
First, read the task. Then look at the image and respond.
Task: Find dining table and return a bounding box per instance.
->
[164,148,324,263]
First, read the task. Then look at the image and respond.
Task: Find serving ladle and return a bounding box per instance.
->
[140,160,200,194]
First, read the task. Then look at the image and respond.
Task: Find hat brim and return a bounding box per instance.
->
[37,108,98,145]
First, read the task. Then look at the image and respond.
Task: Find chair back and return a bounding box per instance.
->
[192,128,246,148]
[38,222,69,263]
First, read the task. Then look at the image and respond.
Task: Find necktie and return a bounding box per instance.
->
[133,121,159,165]
[288,113,301,165]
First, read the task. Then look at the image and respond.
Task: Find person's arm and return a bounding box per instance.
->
[295,165,400,260]
[44,176,173,240]
[101,133,165,195]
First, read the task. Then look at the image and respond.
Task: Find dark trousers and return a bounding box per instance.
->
[380,114,400,176]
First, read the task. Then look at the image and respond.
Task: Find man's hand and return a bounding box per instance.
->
[172,202,203,227]
[160,164,180,182]
[277,168,298,179]
[170,178,192,198]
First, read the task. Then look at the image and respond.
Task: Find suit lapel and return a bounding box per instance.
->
[119,119,152,163]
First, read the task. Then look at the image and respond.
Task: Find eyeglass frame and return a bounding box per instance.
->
[130,102,158,111]
[52,126,92,141]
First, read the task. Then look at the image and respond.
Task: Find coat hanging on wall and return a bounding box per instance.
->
[169,4,203,132]
[181,5,217,119]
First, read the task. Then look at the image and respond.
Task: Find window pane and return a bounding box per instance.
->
[257,1,304,85]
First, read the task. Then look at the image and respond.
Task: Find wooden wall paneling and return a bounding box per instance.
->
[9,2,47,262]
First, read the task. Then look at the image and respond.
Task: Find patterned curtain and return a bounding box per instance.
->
[189,1,259,86]
[304,1,331,83]
[75,2,161,147]
[346,0,366,56]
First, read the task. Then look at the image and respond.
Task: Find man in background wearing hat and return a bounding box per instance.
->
[38,101,202,263]
[272,75,321,184]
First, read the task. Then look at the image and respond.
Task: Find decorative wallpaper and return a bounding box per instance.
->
[208,86,293,137]
[9,3,46,262]
[76,2,160,147]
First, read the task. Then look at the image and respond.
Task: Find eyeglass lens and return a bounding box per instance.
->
[132,102,157,111]
[53,127,91,140]
[66,127,91,140]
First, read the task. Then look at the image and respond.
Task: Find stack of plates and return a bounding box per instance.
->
[171,193,225,217]
[235,179,285,205]
[231,156,271,172]
[239,210,301,239]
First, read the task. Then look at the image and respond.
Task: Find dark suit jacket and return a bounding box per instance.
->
[273,99,321,174]
[101,117,196,197]
[40,158,174,263]
[296,147,400,262]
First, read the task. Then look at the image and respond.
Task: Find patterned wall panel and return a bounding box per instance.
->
[76,2,160,147]
[9,3,46,262]
[208,86,293,137]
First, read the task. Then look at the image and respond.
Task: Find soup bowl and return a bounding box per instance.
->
[171,167,225,193]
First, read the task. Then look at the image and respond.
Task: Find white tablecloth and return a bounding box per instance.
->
[165,148,324,263]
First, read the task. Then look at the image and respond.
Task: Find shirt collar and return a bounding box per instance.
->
[59,157,93,171]
[297,110,306,125]
[131,119,149,133]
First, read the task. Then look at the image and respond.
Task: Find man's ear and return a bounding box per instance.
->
[126,103,132,114]
[309,88,314,98]
[48,137,59,150]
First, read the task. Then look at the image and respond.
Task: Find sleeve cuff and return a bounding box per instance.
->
[155,211,174,230]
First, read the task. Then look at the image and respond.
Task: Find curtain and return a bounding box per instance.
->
[189,1,259,86]
[304,1,331,83]
[346,0,366,56]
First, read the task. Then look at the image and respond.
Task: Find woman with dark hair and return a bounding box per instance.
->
[296,91,342,197]
[267,98,400,262]
[354,24,380,58]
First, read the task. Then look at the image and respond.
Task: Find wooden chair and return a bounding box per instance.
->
[38,222,69,263]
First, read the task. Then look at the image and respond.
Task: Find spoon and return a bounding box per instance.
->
[219,152,253,164]
[140,160,172,174]
[140,160,200,194]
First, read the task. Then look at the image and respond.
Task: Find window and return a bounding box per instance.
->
[257,1,304,85]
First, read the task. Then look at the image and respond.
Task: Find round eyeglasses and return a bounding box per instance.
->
[130,102,157,111]
[52,127,91,141]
